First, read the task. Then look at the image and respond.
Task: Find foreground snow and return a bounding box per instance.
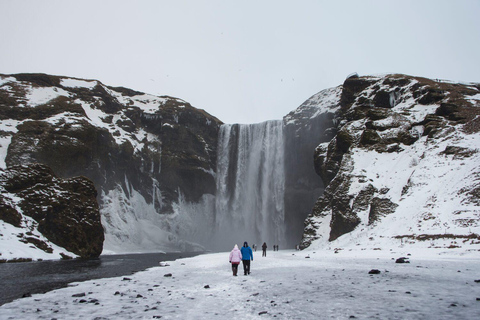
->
[1,249,479,319]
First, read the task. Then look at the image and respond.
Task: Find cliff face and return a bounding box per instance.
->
[0,163,103,260]
[301,74,480,251]
[283,87,341,246]
[0,73,222,253]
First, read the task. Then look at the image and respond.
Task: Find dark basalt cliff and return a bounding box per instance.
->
[0,163,103,259]
[0,73,222,253]
[1,73,222,213]
[301,74,480,249]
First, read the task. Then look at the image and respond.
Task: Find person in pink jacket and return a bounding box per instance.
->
[229,244,243,276]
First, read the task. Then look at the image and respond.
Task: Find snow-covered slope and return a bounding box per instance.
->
[301,74,480,253]
[1,250,479,319]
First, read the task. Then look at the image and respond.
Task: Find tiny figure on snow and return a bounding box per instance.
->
[240,241,253,275]
[262,242,267,257]
[229,244,242,276]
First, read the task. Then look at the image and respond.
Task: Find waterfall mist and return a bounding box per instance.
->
[213,121,285,251]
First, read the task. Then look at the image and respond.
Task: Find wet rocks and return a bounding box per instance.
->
[396,257,410,264]
[72,293,86,297]
[368,269,381,274]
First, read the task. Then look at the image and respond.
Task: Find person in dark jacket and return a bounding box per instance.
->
[262,242,267,257]
[240,241,253,275]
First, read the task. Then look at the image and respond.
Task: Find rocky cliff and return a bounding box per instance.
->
[0,73,222,254]
[301,74,480,251]
[0,163,103,261]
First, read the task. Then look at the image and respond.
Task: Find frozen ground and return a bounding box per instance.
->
[1,248,479,319]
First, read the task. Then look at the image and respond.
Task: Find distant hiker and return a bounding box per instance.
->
[240,241,253,275]
[252,244,256,252]
[262,242,267,257]
[229,244,242,276]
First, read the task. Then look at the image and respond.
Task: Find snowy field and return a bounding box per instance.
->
[1,249,479,319]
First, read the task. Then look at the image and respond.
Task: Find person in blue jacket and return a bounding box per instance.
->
[240,241,253,275]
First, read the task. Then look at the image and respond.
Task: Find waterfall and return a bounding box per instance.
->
[214,121,286,250]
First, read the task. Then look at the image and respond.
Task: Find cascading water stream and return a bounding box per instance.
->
[214,121,286,250]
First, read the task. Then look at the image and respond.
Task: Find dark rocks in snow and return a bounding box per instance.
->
[395,257,410,264]
[0,196,22,227]
[0,163,104,258]
[164,273,173,277]
[72,293,86,297]
[258,311,268,315]
[122,277,132,281]
[368,269,381,274]
[368,198,398,225]
[204,285,210,289]
[474,279,480,283]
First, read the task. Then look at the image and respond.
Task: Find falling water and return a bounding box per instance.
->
[214,121,285,250]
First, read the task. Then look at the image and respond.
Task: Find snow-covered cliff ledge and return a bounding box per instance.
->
[301,74,480,252]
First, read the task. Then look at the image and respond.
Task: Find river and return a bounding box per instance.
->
[0,252,201,306]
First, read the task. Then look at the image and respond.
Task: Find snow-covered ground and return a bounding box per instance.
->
[1,249,479,319]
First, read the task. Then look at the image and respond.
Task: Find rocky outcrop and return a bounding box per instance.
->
[301,74,480,249]
[0,163,103,258]
[0,73,222,253]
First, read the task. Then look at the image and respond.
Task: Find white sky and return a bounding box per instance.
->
[1,0,479,124]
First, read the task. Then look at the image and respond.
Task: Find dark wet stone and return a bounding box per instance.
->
[396,257,410,263]
[72,293,86,297]
[368,269,381,274]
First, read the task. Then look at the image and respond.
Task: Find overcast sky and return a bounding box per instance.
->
[1,1,479,124]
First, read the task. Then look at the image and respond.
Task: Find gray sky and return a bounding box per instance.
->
[1,0,479,124]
